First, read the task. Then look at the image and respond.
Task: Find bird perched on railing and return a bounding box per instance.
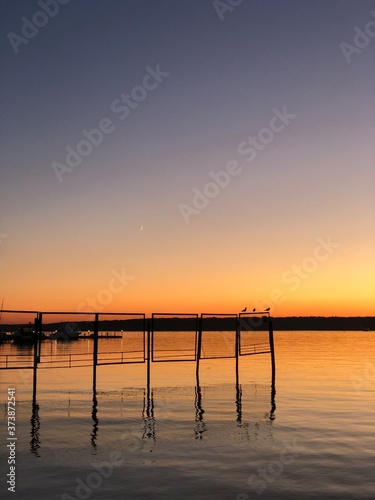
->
[241,307,247,312]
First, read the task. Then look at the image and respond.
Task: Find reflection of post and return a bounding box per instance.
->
[270,372,276,420]
[142,321,155,445]
[91,389,99,449]
[194,367,206,439]
[93,313,99,391]
[142,389,155,442]
[30,401,40,457]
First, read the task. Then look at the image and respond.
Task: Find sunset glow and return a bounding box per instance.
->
[1,0,374,319]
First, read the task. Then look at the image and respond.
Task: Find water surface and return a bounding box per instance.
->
[1,331,374,499]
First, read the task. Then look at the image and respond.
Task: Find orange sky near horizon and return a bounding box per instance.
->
[1,245,374,321]
[1,216,374,319]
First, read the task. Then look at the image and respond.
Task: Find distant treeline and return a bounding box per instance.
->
[2,316,374,332]
[273,316,374,331]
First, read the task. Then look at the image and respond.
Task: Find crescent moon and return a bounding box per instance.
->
[139,225,144,231]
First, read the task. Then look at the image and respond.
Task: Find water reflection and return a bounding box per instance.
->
[27,379,276,454]
[91,391,99,450]
[27,362,276,454]
[30,402,41,457]
[67,393,71,418]
[236,382,243,426]
[194,374,206,440]
[270,378,276,420]
[142,387,156,451]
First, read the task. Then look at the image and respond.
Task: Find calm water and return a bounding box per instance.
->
[1,331,374,499]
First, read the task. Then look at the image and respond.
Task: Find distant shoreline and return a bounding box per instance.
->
[1,316,374,332]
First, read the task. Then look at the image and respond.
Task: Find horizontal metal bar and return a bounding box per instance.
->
[240,350,271,356]
[0,309,38,314]
[0,366,34,370]
[152,313,199,317]
[97,360,145,365]
[201,313,238,317]
[42,311,145,316]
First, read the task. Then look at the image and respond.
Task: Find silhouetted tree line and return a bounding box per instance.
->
[3,316,374,332]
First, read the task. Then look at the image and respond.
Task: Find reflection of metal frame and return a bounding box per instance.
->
[44,348,276,450]
[30,401,41,457]
[194,370,206,440]
[91,390,99,450]
[142,388,155,444]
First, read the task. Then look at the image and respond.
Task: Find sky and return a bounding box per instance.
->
[0,0,374,319]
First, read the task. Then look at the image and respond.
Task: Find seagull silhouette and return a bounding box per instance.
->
[252,308,256,312]
[241,307,247,312]
[265,307,270,311]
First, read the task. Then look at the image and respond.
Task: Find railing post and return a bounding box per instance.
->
[235,315,240,374]
[196,315,202,378]
[268,315,276,419]
[38,312,43,362]
[32,314,40,406]
[268,316,276,382]
[93,314,99,391]
[147,321,151,394]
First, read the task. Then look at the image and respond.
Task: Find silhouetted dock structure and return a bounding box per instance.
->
[0,309,275,406]
[1,309,276,451]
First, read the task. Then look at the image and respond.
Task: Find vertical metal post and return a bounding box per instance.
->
[235,316,240,379]
[93,314,99,391]
[147,321,151,399]
[150,317,154,362]
[268,316,276,419]
[196,315,202,378]
[32,315,39,405]
[38,312,43,361]
[268,316,276,382]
